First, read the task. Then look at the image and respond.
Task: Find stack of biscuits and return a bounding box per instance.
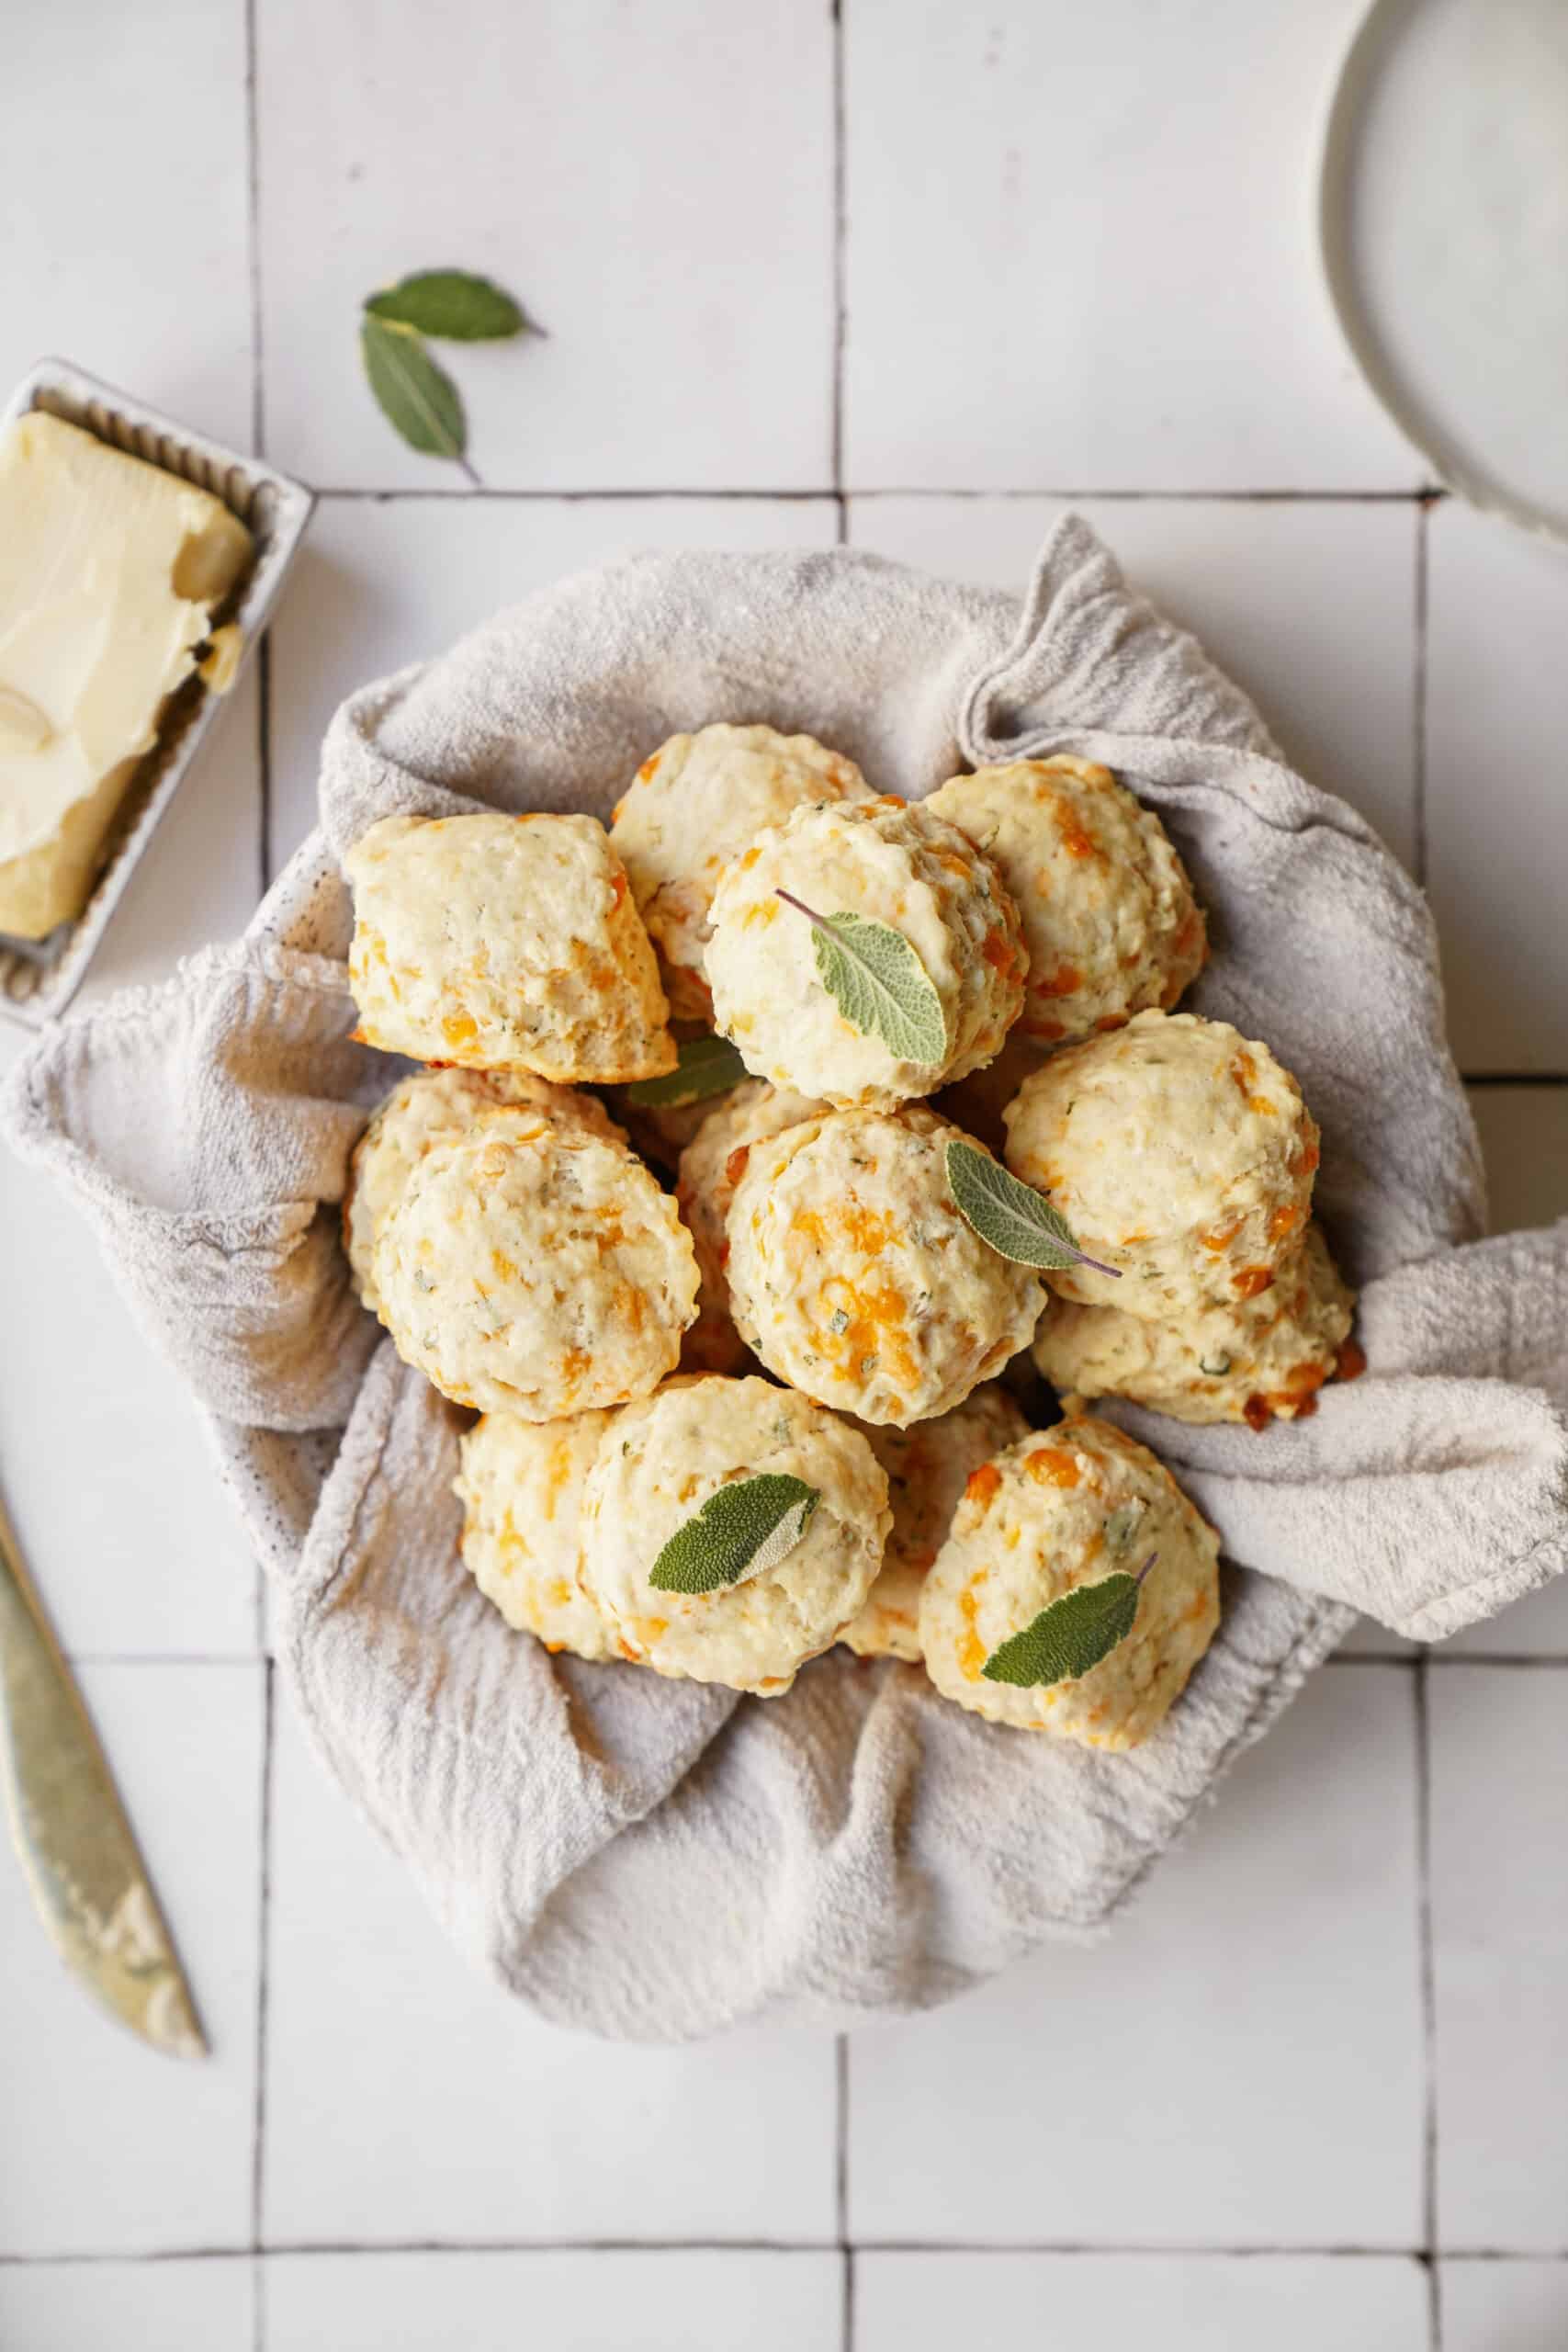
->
[339,727,1361,1750]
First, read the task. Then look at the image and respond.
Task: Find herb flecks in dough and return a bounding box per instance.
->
[982,1554,1156,1689]
[775,890,948,1067]
[649,1473,822,1595]
[945,1138,1122,1279]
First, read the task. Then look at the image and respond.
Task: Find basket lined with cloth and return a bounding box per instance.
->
[6,518,1566,2041]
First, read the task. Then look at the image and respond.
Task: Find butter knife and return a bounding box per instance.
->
[0,1487,206,2058]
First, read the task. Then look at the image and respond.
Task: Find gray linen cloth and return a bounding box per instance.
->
[6,520,1566,2041]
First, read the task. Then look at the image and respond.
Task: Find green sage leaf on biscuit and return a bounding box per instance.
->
[776,891,947,1066]
[359,316,468,459]
[623,1033,748,1110]
[365,269,533,341]
[649,1473,821,1594]
[945,1137,1122,1279]
[982,1561,1153,1689]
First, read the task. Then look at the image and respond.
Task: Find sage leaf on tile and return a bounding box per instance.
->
[776,891,947,1066]
[624,1033,748,1110]
[982,1555,1156,1689]
[649,1474,821,1595]
[365,268,532,341]
[945,1137,1122,1279]
[359,316,468,460]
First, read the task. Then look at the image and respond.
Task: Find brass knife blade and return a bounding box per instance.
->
[0,1488,206,2059]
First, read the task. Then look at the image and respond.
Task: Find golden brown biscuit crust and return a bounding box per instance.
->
[345,810,677,1083]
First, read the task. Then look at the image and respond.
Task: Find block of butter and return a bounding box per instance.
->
[0,411,254,940]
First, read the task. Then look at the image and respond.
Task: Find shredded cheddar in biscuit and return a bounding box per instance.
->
[1025,1447,1081,1488]
[965,1462,1002,1508]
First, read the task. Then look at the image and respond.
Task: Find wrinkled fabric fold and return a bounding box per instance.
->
[3,521,1563,2040]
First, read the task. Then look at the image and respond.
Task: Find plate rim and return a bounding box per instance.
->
[1316,0,1568,550]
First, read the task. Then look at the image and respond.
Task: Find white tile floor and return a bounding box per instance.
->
[3,2,1567,2346]
[846,1668,1426,2251]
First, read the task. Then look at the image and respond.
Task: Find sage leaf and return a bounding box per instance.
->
[649,1473,821,1595]
[359,316,468,460]
[623,1033,747,1110]
[777,891,947,1067]
[365,268,532,341]
[983,1571,1142,1688]
[945,1137,1122,1278]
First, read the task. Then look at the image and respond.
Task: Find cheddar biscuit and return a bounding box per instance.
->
[840,1383,1030,1661]
[705,796,1028,1108]
[1003,1010,1320,1317]
[344,810,676,1082]
[610,722,871,1019]
[578,1376,890,1695]
[929,757,1206,1046]
[345,1066,621,1317]
[919,1416,1221,1748]
[455,1409,618,1657]
[675,1079,829,1375]
[725,1106,1044,1427]
[373,1109,698,1417]
[1032,1220,1357,1429]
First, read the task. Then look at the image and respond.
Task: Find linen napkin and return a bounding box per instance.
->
[6,520,1564,2040]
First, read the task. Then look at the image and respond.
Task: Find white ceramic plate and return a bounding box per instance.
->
[1320,0,1568,543]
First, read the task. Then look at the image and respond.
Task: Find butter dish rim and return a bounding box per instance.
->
[0,357,314,1028]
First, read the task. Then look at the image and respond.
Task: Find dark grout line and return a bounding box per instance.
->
[256,631,274,908]
[0,2249,255,2268]
[1413,501,1431,888]
[847,2242,1452,2259]
[829,0,848,510]
[243,0,271,925]
[261,2238,843,2258]
[250,1657,276,2317]
[239,2239,1568,2261]
[1461,1071,1568,1088]
[1414,1656,1442,2352]
[1427,1653,1568,1668]
[253,1513,268,1659]
[847,486,1448,505]
[1330,1652,1568,1668]
[834,2037,850,2239]
[1439,2246,1568,2263]
[315,486,846,505]
[302,483,1442,507]
[8,2241,1568,2268]
[243,0,265,462]
[835,2035,852,2350]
